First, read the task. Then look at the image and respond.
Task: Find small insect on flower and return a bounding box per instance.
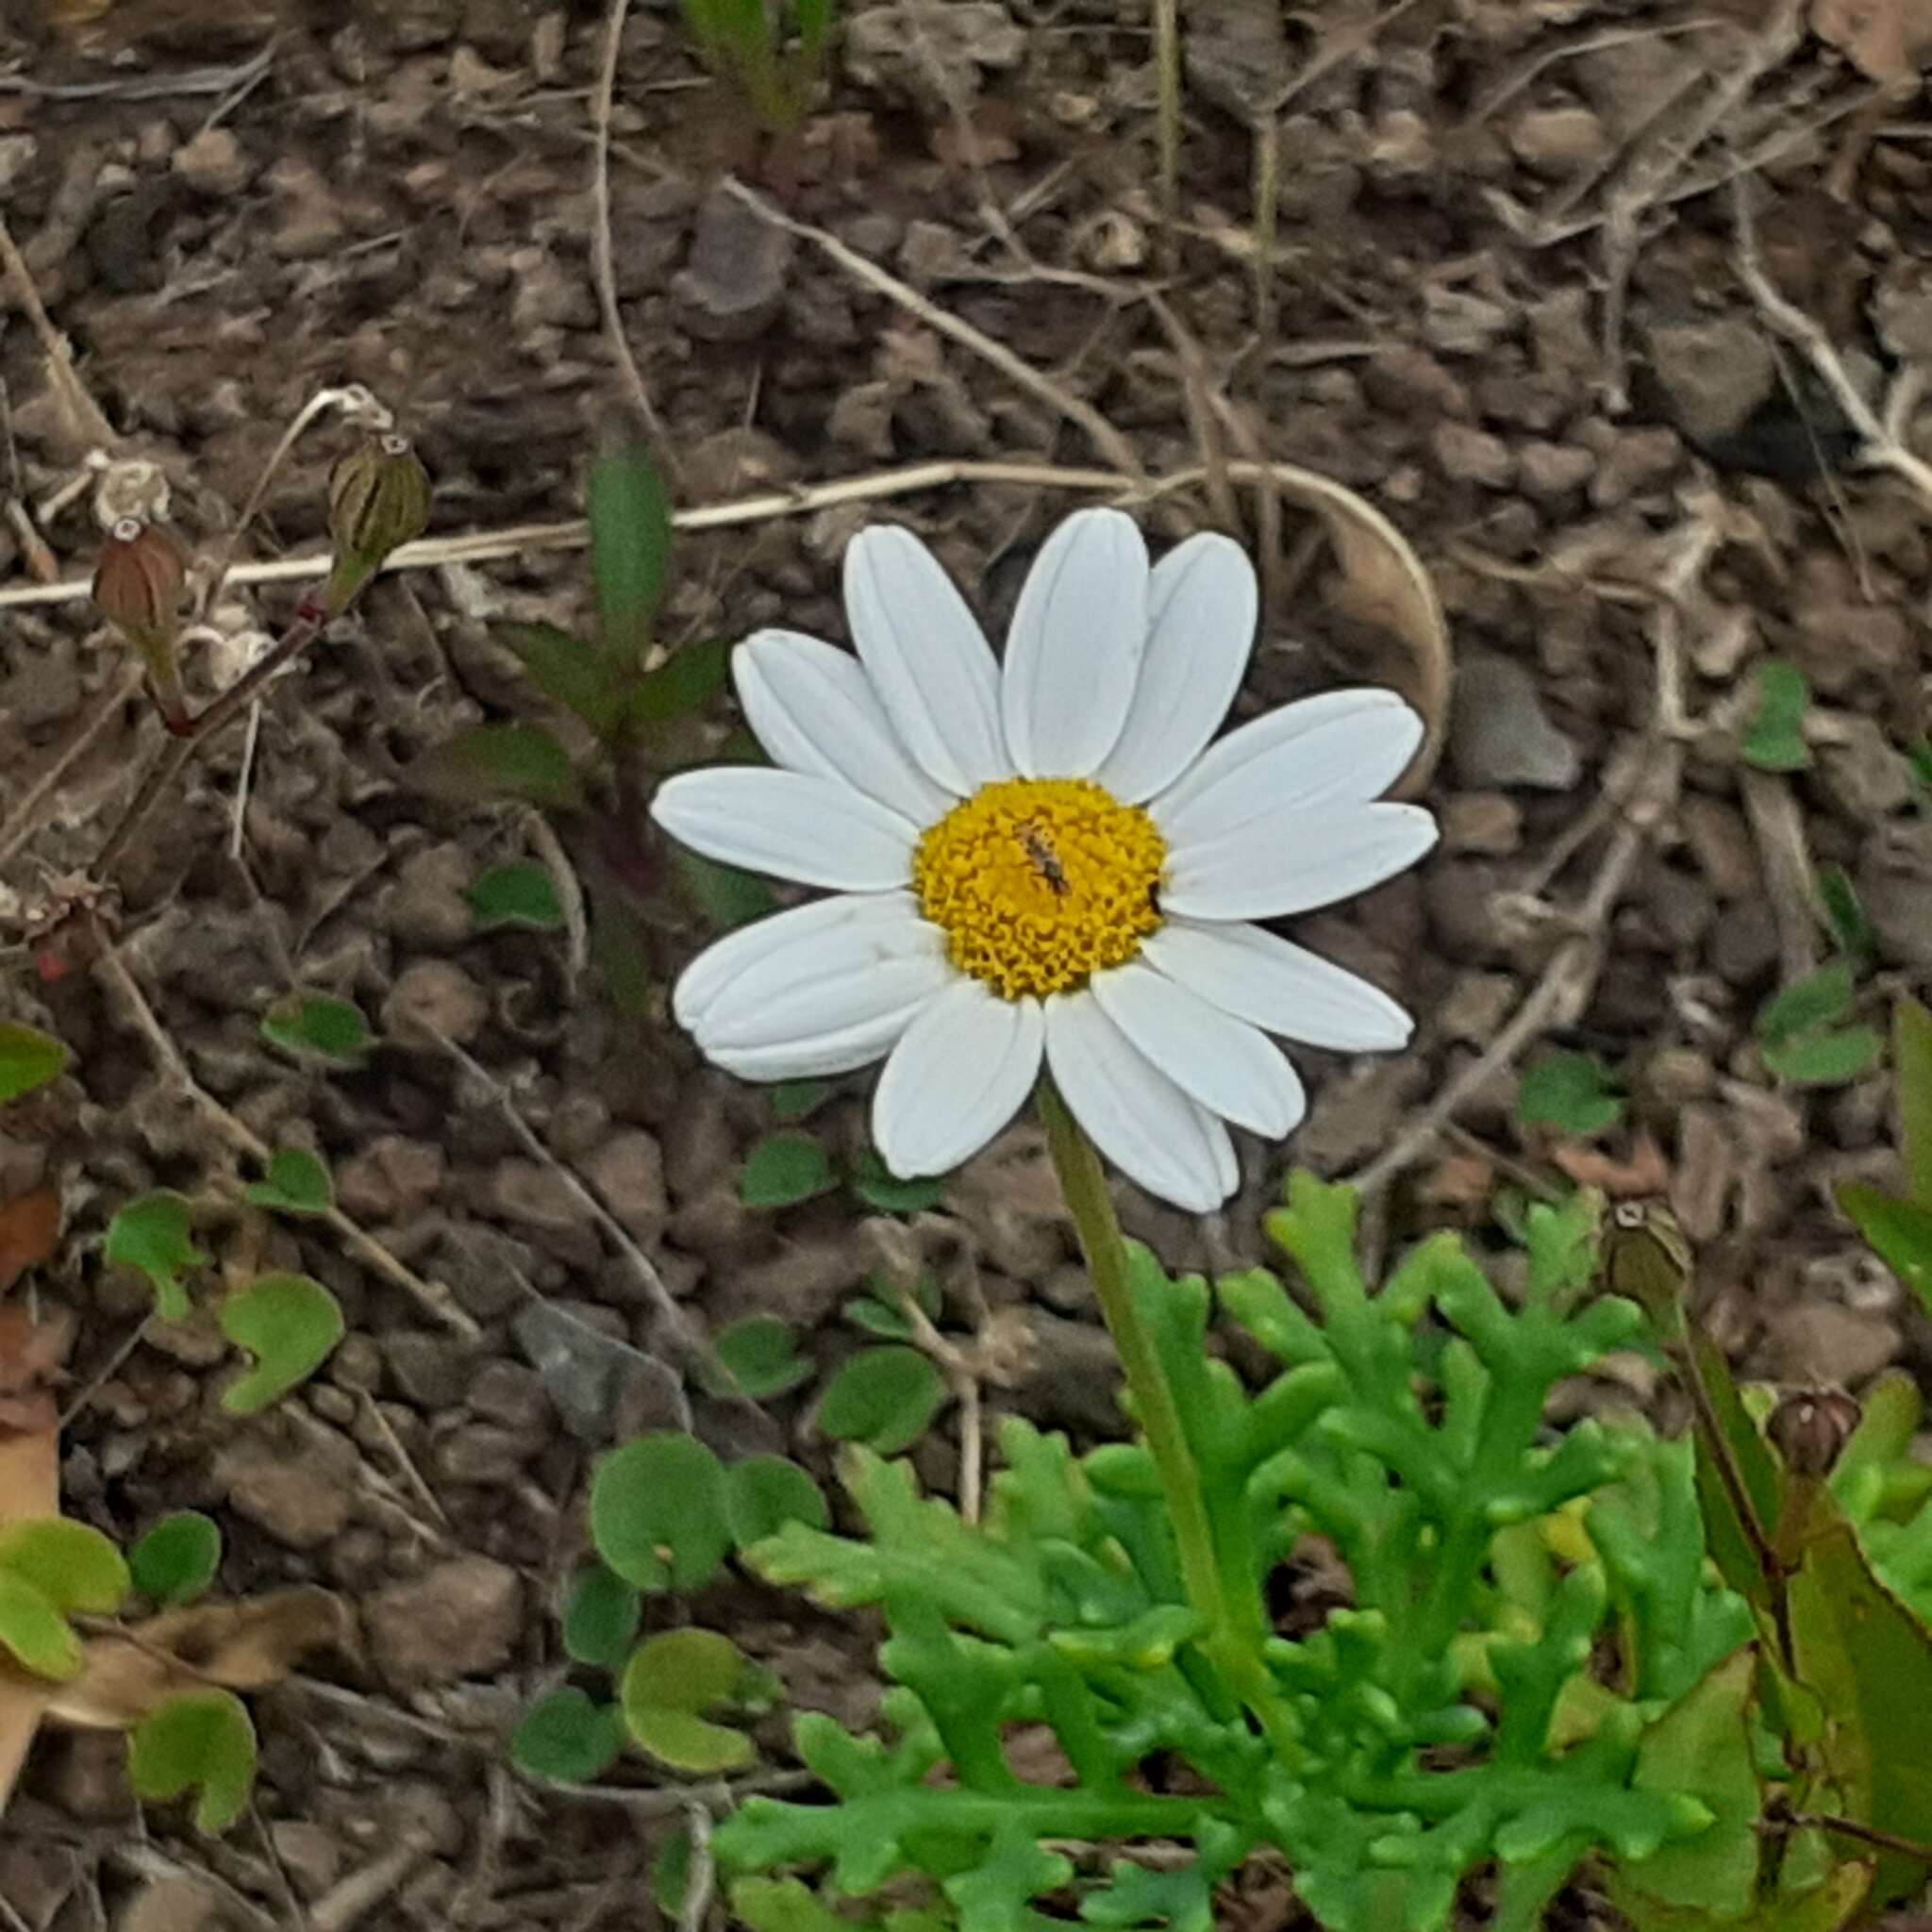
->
[652,508,1437,1211]
[1015,818,1071,898]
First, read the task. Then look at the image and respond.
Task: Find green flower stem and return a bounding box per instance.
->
[1038,1081,1289,1746]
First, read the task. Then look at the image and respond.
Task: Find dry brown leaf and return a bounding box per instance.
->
[0,1305,68,1518]
[0,1184,61,1295]
[48,1587,353,1730]
[1550,1130,1672,1199]
[1813,0,1932,80]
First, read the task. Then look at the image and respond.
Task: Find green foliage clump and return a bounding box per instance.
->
[691,1178,1932,1932]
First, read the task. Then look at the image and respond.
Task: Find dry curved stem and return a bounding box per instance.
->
[0,208,116,451]
[93,935,479,1338]
[1346,508,1722,1194]
[591,0,672,456]
[1732,174,1932,512]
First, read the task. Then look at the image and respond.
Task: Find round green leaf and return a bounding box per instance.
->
[105,1191,207,1323]
[1761,1025,1883,1088]
[724,1456,828,1548]
[848,1147,945,1215]
[620,1629,755,1774]
[814,1346,945,1456]
[562,1565,642,1670]
[260,991,372,1066]
[244,1148,334,1217]
[738,1132,836,1210]
[128,1690,258,1833]
[589,1434,730,1592]
[510,1688,625,1783]
[0,1022,68,1105]
[0,1518,130,1614]
[623,1626,742,1709]
[698,1315,810,1400]
[410,724,584,810]
[625,1704,753,1774]
[1517,1051,1624,1138]
[219,1274,344,1414]
[128,1512,223,1607]
[468,861,565,932]
[0,1571,82,1680]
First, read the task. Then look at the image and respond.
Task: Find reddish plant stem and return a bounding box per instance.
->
[93,593,330,881]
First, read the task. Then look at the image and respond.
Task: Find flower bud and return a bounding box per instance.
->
[1767,1388,1862,1478]
[92,516,189,725]
[325,433,430,615]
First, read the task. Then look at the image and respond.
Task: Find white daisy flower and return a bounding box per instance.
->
[651,508,1437,1213]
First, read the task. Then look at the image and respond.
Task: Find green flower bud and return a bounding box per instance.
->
[325,432,430,615]
[92,515,189,726]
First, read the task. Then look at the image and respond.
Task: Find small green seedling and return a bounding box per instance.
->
[843,1270,941,1341]
[698,1315,814,1400]
[128,1690,258,1834]
[244,1148,334,1217]
[1756,958,1882,1087]
[128,1512,223,1607]
[681,0,835,132]
[105,1191,207,1322]
[739,1132,838,1209]
[621,1627,770,1774]
[260,991,372,1066]
[1740,658,1811,772]
[813,1343,945,1456]
[591,1433,734,1592]
[410,446,752,1015]
[512,1687,626,1784]
[0,1520,129,1679]
[468,861,566,933]
[563,1565,643,1671]
[1518,1049,1625,1137]
[218,1274,345,1415]
[0,1021,69,1104]
[848,1147,946,1214]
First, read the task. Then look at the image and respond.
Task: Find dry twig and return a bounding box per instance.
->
[1732,176,1932,512]
[591,0,672,453]
[0,209,116,450]
[723,179,1147,479]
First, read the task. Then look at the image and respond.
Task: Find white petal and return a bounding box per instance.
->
[709,1003,937,1082]
[1092,534,1257,804]
[674,891,919,1031]
[1002,509,1149,778]
[1162,803,1438,924]
[735,631,953,827]
[872,982,1044,1177]
[692,910,950,1056]
[844,525,1008,793]
[651,768,916,891]
[1089,959,1305,1139]
[1142,920,1413,1052]
[1043,993,1235,1213]
[1152,690,1422,845]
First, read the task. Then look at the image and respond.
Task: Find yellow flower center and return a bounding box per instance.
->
[912,777,1166,1000]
